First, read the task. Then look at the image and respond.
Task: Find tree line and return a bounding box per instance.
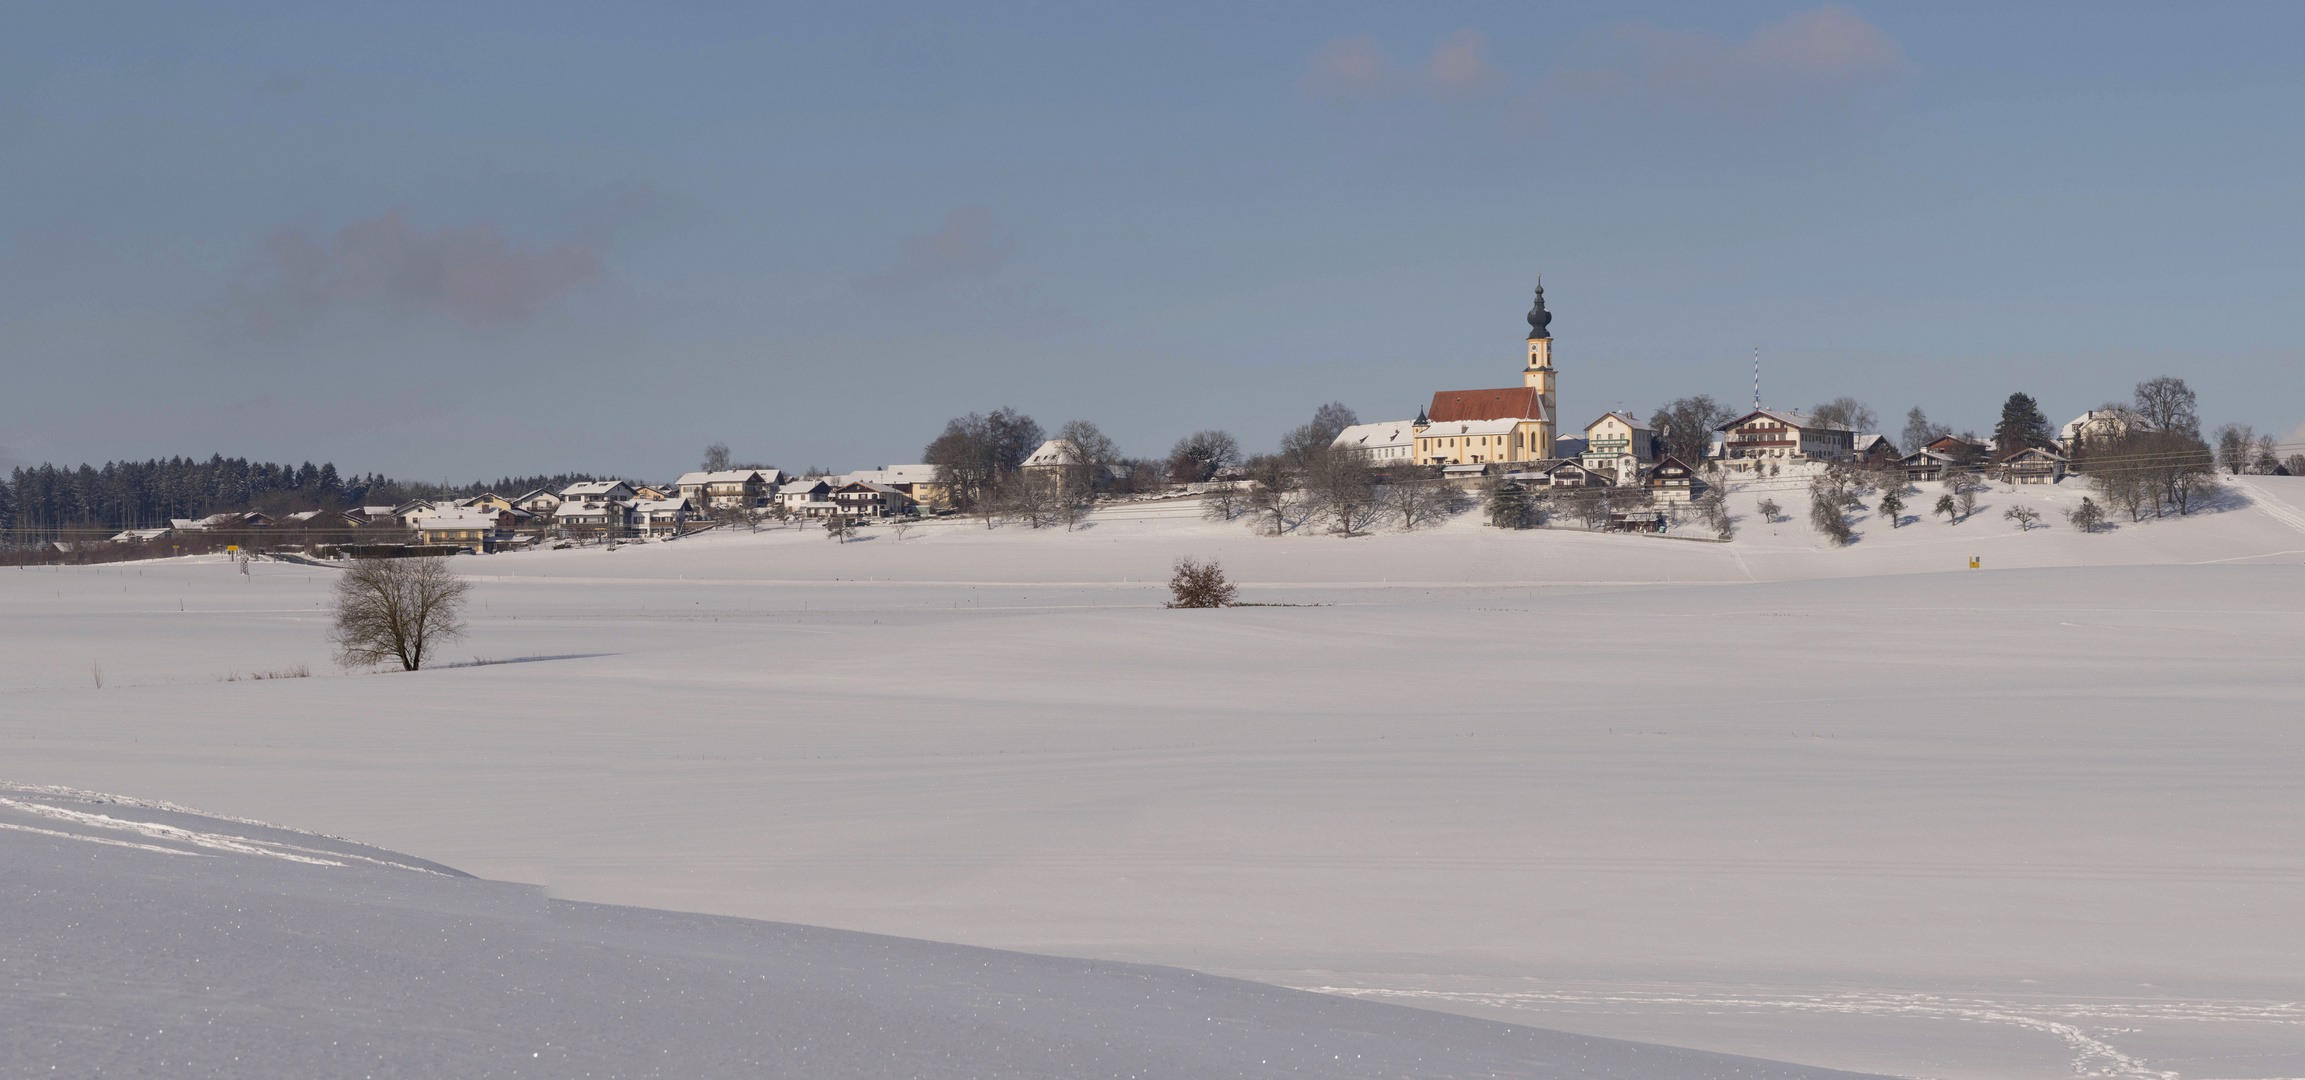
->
[0,454,608,541]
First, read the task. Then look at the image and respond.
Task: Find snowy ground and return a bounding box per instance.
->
[5,786,1872,1079]
[6,474,2305,1079]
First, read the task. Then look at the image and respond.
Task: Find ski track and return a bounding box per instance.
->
[0,792,450,874]
[1301,985,2305,1080]
[2237,480,2305,536]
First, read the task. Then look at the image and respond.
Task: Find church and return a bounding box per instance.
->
[1411,282,1559,467]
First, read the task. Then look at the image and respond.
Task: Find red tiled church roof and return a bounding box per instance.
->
[1426,386,1545,424]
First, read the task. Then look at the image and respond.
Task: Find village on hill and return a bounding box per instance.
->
[6,282,2297,566]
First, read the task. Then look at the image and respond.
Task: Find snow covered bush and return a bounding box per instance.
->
[1165,558,1237,609]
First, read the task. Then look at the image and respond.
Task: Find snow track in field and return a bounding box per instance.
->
[2235,479,2305,535]
[1302,984,2305,1080]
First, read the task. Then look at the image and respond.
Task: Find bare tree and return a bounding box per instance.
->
[1385,473,1454,531]
[1901,406,1949,455]
[1304,448,1382,536]
[1166,557,1237,608]
[329,557,470,671]
[702,442,731,472]
[1810,397,1878,437]
[1650,396,1733,466]
[1756,497,1782,523]
[1808,488,1854,546]
[2064,497,2105,533]
[1945,472,1983,522]
[1246,454,1301,535]
[1167,430,1242,483]
[2003,504,2041,531]
[1200,482,1248,522]
[2215,424,2257,475]
[2133,376,2200,438]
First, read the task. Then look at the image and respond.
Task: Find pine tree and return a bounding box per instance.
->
[1996,392,2051,451]
[1485,480,1533,529]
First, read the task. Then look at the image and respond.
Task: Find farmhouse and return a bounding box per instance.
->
[1715,409,1855,468]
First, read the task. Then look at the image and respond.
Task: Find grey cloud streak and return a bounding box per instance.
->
[226,208,600,336]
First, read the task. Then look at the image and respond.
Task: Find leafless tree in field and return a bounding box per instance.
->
[329,557,470,671]
[1305,448,1382,536]
[2003,504,2041,531]
[702,442,731,472]
[1165,557,1237,608]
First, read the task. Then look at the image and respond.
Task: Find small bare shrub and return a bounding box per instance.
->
[1165,558,1237,608]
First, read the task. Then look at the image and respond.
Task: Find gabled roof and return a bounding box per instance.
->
[1716,409,1841,432]
[1426,386,1546,424]
[1853,434,1897,454]
[1583,411,1650,433]
[512,488,559,504]
[560,481,634,498]
[1648,455,1699,476]
[1900,450,1957,465]
[673,470,778,488]
[629,498,691,513]
[836,481,906,495]
[1995,445,2068,464]
[779,478,831,495]
[1021,440,1080,467]
[1330,421,1415,449]
[1418,417,1524,438]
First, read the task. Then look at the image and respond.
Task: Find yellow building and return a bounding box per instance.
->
[1411,282,1558,466]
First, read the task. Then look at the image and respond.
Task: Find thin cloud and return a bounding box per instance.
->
[1547,5,1906,116]
[1301,30,1504,104]
[860,205,1013,293]
[227,209,599,335]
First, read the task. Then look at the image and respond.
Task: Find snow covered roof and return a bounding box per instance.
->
[1419,418,1525,439]
[779,479,830,495]
[1021,440,1080,467]
[1330,421,1414,450]
[629,498,691,513]
[1582,411,1650,433]
[414,512,497,529]
[673,470,780,488]
[1716,409,1849,433]
[2059,408,2156,444]
[560,481,633,498]
[843,465,940,486]
[1853,434,1897,454]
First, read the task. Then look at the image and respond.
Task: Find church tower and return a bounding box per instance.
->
[1522,280,1556,450]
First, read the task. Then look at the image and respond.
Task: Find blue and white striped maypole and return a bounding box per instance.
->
[1752,345,1761,410]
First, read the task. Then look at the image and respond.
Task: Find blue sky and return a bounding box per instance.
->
[4,1,2300,478]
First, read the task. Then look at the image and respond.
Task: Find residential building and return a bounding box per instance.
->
[778,478,833,514]
[1644,456,1705,503]
[1994,446,2069,485]
[1330,421,1416,463]
[460,493,516,513]
[1580,411,1657,485]
[629,497,693,537]
[833,481,911,518]
[513,488,563,513]
[2059,408,2157,454]
[553,501,628,534]
[672,470,781,510]
[1852,434,1900,464]
[1899,450,1957,483]
[559,480,637,504]
[844,465,948,509]
[414,511,497,552]
[1714,409,1856,468]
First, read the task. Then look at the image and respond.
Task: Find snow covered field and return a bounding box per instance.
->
[7,475,2305,1079]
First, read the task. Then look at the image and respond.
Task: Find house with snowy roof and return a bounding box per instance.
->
[1714,409,1855,470]
[559,480,637,504]
[1330,421,1416,463]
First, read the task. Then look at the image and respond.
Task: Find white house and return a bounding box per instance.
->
[778,478,833,513]
[513,488,563,513]
[1715,409,1855,468]
[559,480,637,504]
[629,497,694,537]
[1330,421,1416,463]
[2059,408,2157,454]
[414,511,499,552]
[672,469,782,510]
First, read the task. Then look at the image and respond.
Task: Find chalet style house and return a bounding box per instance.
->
[673,469,782,510]
[1413,283,1558,467]
[1714,409,1855,468]
[1993,446,2069,485]
[1643,456,1705,503]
